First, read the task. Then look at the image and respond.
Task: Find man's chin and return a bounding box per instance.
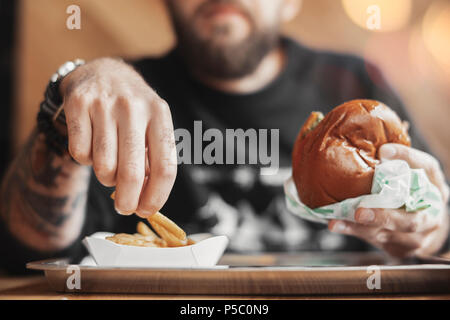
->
[200,37,247,51]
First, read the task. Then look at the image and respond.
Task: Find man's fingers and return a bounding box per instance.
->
[114,102,147,215]
[91,102,118,187]
[134,176,150,219]
[379,143,449,202]
[329,219,424,257]
[354,207,440,233]
[374,228,424,257]
[328,220,379,245]
[64,95,92,165]
[137,100,177,217]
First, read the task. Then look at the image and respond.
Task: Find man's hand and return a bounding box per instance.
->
[329,143,450,258]
[60,58,177,218]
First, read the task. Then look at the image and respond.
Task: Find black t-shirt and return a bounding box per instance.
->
[0,37,439,273]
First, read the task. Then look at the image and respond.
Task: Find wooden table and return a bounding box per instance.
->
[1,275,449,300]
[1,252,449,299]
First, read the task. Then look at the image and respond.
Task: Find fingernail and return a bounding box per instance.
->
[376,232,389,244]
[115,208,125,215]
[357,209,375,223]
[115,208,132,215]
[380,145,396,160]
[332,221,347,233]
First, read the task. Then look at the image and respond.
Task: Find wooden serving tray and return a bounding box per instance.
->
[27,252,450,295]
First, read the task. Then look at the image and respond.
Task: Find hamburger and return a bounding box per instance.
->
[292,99,411,209]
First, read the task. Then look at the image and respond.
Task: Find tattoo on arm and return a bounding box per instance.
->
[1,129,90,237]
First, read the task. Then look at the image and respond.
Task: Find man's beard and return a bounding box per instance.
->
[168,3,280,79]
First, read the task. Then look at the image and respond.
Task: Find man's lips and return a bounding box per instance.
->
[202,3,247,19]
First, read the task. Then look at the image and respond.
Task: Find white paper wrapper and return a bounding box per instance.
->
[83,232,229,268]
[284,160,443,224]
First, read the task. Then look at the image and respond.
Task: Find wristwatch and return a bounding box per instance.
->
[41,59,85,124]
[37,59,85,156]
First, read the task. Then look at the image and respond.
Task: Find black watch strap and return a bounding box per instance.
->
[37,59,85,155]
[43,59,85,124]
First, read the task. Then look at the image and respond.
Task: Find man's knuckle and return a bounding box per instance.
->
[404,149,415,163]
[153,156,177,175]
[118,165,143,183]
[67,119,82,136]
[69,145,90,163]
[68,142,81,157]
[410,239,422,249]
[116,93,132,106]
[93,160,116,177]
[154,99,170,113]
[156,163,177,180]
[423,157,436,173]
[405,220,419,233]
[91,97,109,114]
[122,134,144,154]
[116,95,134,114]
[93,138,108,155]
[67,90,88,106]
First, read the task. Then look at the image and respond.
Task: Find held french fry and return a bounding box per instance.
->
[111,191,186,240]
[109,191,193,248]
[149,220,187,247]
[148,212,186,241]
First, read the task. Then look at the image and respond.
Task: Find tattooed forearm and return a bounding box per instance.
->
[0,129,91,251]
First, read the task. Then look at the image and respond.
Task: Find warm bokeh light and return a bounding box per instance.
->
[422,1,450,71]
[341,0,412,32]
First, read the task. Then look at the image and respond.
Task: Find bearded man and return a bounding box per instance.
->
[0,0,448,273]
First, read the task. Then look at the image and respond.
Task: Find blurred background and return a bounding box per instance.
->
[3,0,450,176]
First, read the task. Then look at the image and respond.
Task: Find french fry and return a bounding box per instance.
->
[106,233,167,247]
[111,191,185,240]
[148,212,186,241]
[106,234,156,247]
[149,237,168,247]
[137,221,158,239]
[110,191,190,248]
[149,220,187,247]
